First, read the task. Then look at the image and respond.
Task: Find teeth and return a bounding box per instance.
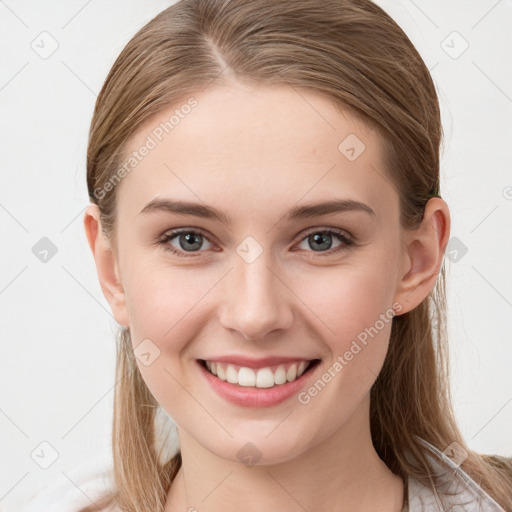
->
[274,365,287,385]
[255,368,274,388]
[286,364,297,382]
[217,364,226,381]
[297,361,307,377]
[226,365,238,384]
[238,367,256,386]
[204,360,313,388]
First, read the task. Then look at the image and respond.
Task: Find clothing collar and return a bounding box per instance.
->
[405,437,505,511]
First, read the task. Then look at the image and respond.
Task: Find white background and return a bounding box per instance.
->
[0,1,511,510]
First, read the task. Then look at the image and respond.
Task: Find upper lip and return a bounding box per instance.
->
[199,355,319,369]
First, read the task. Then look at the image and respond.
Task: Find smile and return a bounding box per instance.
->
[196,355,322,407]
[202,359,316,388]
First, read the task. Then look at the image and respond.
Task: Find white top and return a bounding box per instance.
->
[19,461,117,512]
[405,437,506,511]
[19,438,506,511]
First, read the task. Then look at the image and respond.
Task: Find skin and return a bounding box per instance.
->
[84,80,450,512]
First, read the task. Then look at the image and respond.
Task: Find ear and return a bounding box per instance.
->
[393,197,451,315]
[83,204,130,327]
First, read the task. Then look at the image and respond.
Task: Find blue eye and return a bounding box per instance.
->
[157,227,354,258]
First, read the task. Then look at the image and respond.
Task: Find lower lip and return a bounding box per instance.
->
[197,360,319,408]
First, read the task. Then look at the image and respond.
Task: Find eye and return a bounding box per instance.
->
[157,227,354,258]
[158,229,214,257]
[295,228,354,256]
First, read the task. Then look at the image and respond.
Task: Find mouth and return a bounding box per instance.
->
[198,358,321,389]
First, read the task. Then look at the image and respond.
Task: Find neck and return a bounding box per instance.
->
[165,394,405,512]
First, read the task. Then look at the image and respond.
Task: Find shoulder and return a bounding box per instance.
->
[19,460,116,512]
[407,437,507,512]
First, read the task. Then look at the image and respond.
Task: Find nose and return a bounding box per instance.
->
[218,250,294,341]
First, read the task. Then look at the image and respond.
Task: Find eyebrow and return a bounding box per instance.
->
[139,197,376,224]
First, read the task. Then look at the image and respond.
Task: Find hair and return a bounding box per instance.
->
[82,0,512,510]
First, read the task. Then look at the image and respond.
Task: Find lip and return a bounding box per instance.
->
[196,358,321,408]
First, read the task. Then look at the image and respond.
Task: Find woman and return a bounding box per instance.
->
[76,0,512,510]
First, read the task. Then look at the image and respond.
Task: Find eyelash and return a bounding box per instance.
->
[156,227,354,259]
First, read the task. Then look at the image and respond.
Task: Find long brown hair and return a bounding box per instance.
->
[83,1,512,510]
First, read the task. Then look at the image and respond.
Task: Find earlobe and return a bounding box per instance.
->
[83,204,130,327]
[394,198,451,315]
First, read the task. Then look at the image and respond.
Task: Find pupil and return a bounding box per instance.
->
[311,232,332,251]
[181,232,201,251]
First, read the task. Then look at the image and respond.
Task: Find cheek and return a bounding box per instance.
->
[122,266,203,415]
[296,259,397,343]
[120,256,230,404]
[291,264,397,433]
[123,254,215,341]
[290,256,400,407]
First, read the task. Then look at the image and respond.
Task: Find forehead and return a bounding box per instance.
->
[115,82,397,223]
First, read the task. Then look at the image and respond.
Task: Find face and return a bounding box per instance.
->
[90,81,418,465]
